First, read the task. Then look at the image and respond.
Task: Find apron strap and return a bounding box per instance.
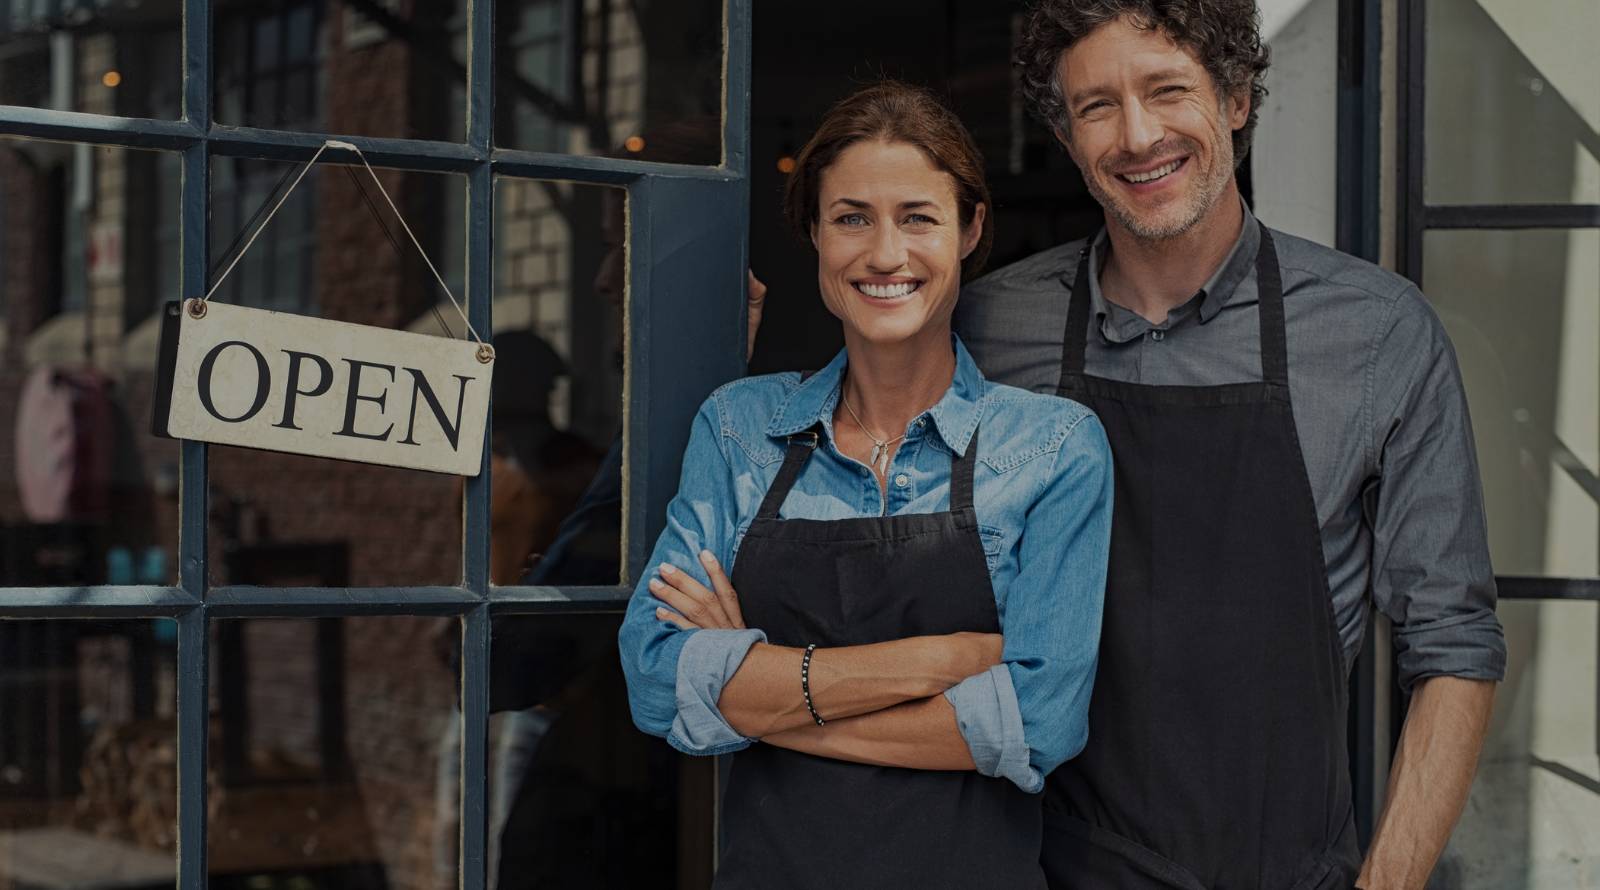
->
[1058,223,1289,388]
[1057,245,1094,388]
[1252,223,1289,388]
[757,426,820,520]
[949,423,979,512]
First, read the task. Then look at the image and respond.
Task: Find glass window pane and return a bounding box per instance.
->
[494,0,723,165]
[1425,0,1600,205]
[1422,228,1598,579]
[0,619,179,887]
[484,614,714,887]
[0,141,181,587]
[489,180,624,586]
[209,617,458,888]
[206,158,467,587]
[213,0,467,142]
[0,5,182,120]
[1434,600,1599,887]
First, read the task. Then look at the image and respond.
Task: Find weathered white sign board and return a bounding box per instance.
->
[155,299,493,476]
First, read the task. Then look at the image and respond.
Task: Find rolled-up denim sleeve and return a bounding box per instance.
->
[1370,291,1505,692]
[945,412,1113,792]
[617,396,762,756]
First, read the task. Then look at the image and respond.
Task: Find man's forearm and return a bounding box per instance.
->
[718,633,998,738]
[1357,676,1495,889]
[762,695,975,770]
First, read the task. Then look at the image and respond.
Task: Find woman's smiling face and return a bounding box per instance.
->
[813,139,985,347]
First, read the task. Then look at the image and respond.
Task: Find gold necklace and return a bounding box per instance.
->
[840,390,906,477]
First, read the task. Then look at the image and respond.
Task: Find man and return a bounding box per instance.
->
[954,2,1505,888]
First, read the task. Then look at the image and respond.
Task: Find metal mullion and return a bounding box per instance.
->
[207,124,484,170]
[1395,0,1425,285]
[466,0,493,154]
[0,107,201,148]
[176,606,209,889]
[1494,576,1600,601]
[1424,204,1600,230]
[492,147,735,185]
[723,0,752,176]
[207,586,482,616]
[459,603,491,890]
[487,586,632,610]
[182,0,210,129]
[0,587,198,616]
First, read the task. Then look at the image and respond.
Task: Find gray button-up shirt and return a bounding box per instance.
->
[955,204,1506,690]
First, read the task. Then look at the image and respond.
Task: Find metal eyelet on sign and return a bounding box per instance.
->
[185,298,208,319]
[476,343,496,364]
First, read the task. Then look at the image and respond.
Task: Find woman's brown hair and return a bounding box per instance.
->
[783,81,994,281]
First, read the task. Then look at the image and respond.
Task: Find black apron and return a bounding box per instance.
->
[715,421,1045,890]
[1043,225,1361,890]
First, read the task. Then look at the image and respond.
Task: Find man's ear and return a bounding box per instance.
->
[960,204,988,260]
[1228,87,1250,131]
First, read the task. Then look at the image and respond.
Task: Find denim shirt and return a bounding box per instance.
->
[617,336,1113,793]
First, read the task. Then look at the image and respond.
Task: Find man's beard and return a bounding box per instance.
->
[1083,134,1235,242]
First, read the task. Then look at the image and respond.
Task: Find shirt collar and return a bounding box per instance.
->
[1086,200,1261,343]
[765,334,987,457]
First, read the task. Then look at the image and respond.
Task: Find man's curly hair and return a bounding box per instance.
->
[1017,0,1271,166]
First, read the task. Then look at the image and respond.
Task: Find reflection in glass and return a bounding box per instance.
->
[1433,600,1600,887]
[0,3,181,120]
[495,0,723,165]
[489,181,626,586]
[0,141,181,587]
[206,158,466,587]
[474,614,714,888]
[209,617,458,890]
[1425,0,1600,205]
[1423,228,1598,579]
[0,620,178,888]
[214,0,466,142]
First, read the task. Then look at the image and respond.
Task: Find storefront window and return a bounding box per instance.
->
[0,1,182,120]
[0,619,179,888]
[0,141,180,588]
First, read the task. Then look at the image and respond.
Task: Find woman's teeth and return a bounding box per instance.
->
[857,282,918,299]
[1121,159,1183,183]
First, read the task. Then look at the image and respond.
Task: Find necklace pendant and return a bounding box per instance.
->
[869,443,884,471]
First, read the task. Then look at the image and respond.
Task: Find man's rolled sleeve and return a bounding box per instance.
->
[1369,291,1506,692]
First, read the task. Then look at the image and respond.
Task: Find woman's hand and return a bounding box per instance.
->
[651,549,747,630]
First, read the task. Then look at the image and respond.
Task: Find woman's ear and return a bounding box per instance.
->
[810,221,821,251]
[960,203,988,260]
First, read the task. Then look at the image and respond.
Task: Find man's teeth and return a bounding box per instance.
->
[1123,159,1182,183]
[859,282,918,298]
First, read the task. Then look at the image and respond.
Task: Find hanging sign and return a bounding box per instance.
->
[152,140,494,477]
[154,299,493,476]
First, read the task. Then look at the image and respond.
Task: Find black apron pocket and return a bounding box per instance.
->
[1041,811,1207,890]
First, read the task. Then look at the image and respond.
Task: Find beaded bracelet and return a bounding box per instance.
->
[801,643,825,726]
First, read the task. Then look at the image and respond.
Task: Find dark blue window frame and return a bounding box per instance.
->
[0,0,754,886]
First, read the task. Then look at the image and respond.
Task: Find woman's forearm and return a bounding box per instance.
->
[762,695,975,770]
[718,632,1001,738]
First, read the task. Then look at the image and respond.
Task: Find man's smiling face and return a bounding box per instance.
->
[1055,16,1248,242]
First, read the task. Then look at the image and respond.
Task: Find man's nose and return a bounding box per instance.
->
[1118,100,1166,156]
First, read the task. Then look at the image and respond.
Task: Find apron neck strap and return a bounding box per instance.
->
[949,423,978,513]
[758,427,820,520]
[1057,221,1289,388]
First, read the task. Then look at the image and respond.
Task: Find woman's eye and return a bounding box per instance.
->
[904,213,936,226]
[837,213,869,226]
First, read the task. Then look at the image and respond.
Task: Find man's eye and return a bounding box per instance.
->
[1155,85,1185,97]
[1079,101,1110,116]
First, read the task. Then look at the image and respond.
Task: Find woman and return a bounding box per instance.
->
[619,81,1112,889]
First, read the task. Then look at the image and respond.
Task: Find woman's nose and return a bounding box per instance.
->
[867,225,909,272]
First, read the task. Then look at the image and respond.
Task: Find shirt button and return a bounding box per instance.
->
[1150,330,1165,342]
[894,473,910,488]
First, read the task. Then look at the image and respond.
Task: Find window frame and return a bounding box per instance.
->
[0,0,754,885]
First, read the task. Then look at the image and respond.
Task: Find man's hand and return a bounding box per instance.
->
[650,549,746,630]
[747,271,767,361]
